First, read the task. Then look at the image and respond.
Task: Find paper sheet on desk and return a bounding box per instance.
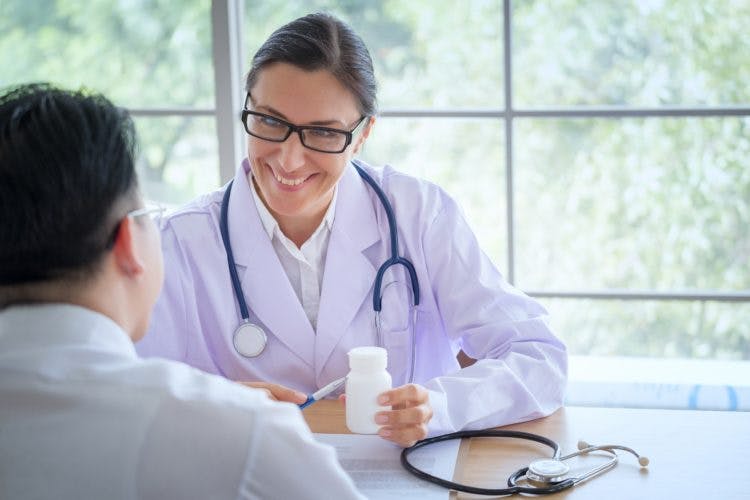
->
[316,433,459,499]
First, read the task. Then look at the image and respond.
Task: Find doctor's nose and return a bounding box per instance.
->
[277,131,307,172]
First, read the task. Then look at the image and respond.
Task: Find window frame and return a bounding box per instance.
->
[218,0,750,305]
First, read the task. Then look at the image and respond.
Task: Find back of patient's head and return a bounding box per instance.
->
[0,83,138,306]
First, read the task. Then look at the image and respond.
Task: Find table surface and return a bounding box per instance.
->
[303,400,750,499]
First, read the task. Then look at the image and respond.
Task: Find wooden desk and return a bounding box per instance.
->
[304,401,750,499]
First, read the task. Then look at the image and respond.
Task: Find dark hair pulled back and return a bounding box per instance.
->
[245,12,377,116]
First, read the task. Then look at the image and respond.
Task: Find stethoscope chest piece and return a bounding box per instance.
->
[233,321,267,358]
[526,458,570,484]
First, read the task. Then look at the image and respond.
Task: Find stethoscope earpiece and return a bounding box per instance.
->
[575,440,650,469]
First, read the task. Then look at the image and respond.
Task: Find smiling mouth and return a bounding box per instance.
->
[273,169,308,186]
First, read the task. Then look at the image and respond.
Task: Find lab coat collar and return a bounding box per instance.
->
[314,162,381,372]
[226,160,315,364]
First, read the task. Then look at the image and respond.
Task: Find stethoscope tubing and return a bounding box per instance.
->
[402,430,645,496]
[220,179,249,321]
[220,162,420,373]
[400,429,577,496]
[353,164,420,311]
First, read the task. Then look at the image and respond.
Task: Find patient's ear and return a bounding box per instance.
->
[111,217,144,277]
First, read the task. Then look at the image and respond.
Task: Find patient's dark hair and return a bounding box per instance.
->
[0,83,138,287]
[245,12,377,116]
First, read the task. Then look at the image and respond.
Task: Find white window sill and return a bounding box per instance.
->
[565,355,750,411]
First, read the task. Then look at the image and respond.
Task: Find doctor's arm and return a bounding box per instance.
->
[420,199,567,435]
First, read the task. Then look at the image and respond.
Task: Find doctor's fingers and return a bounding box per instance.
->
[376,402,433,428]
[377,401,432,446]
[378,421,429,448]
[239,381,307,404]
[379,383,429,409]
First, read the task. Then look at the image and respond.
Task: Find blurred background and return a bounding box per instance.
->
[2,0,748,409]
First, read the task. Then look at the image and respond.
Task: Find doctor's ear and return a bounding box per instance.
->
[352,116,376,155]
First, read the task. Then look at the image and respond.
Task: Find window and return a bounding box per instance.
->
[241,0,750,408]
[242,0,750,361]
[0,0,219,205]
[5,0,749,408]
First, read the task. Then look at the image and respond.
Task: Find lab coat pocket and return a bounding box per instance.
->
[382,324,412,385]
[378,280,415,385]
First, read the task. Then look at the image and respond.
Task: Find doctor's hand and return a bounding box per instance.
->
[239,381,307,405]
[375,383,433,448]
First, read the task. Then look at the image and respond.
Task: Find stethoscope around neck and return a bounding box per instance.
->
[220,162,420,377]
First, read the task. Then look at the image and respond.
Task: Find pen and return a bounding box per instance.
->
[298,376,347,409]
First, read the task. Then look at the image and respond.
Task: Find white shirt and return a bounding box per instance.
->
[248,172,336,330]
[0,304,363,500]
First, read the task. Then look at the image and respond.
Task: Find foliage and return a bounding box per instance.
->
[3,0,748,359]
[0,0,217,203]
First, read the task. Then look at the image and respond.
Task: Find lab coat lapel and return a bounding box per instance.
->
[315,165,380,372]
[227,162,315,364]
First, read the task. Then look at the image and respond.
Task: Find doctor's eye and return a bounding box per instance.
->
[257,115,286,129]
[306,127,339,139]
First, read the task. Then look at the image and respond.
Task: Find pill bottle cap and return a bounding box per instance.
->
[347,346,388,372]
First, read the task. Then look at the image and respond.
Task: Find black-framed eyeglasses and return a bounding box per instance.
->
[240,100,368,154]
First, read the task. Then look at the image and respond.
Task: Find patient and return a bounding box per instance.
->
[0,83,363,499]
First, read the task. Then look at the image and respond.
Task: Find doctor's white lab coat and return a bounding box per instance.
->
[137,160,567,435]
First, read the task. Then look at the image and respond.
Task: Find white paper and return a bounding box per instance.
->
[315,433,459,500]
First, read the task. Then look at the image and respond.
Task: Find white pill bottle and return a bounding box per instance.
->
[345,346,392,434]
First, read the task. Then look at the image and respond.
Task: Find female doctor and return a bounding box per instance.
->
[136,12,567,447]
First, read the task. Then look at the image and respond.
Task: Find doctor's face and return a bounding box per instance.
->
[245,62,372,232]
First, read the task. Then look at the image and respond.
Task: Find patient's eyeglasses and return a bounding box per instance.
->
[126,204,166,220]
[105,203,166,249]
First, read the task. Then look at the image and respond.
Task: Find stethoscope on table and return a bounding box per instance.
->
[401,429,649,495]
[220,162,420,381]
